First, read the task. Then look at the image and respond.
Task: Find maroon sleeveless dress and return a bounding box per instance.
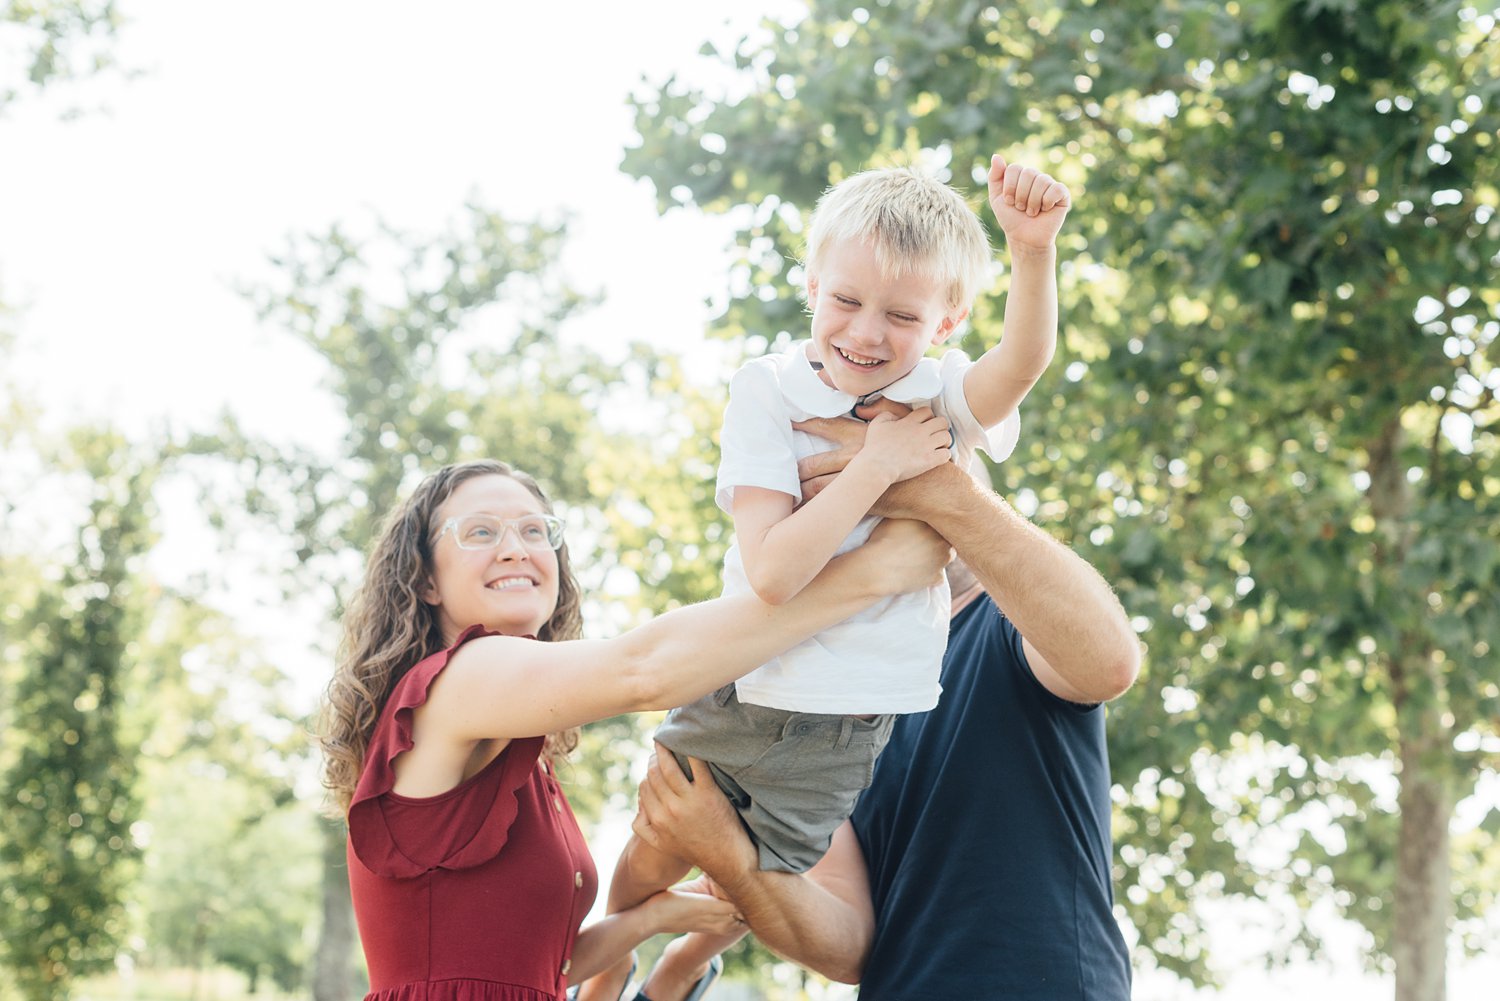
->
[347,626,599,1001]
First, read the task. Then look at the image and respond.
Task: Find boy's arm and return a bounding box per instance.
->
[963,153,1071,430]
[735,408,950,605]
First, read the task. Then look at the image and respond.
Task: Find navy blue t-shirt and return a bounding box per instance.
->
[850,597,1131,999]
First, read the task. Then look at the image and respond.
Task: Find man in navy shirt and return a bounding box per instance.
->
[631,410,1139,1000]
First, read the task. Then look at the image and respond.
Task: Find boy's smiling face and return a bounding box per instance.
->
[806,238,965,399]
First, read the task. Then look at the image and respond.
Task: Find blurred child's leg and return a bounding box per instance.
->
[639,929,747,1001]
[574,834,692,1001]
[611,831,694,908]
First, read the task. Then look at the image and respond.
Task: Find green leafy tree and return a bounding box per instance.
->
[0,328,46,684]
[0,0,125,113]
[0,430,155,1001]
[622,2,1499,998]
[138,770,319,995]
[0,8,149,999]
[0,340,316,997]
[127,598,320,995]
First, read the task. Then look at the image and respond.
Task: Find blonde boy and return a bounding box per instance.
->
[579,154,1070,1001]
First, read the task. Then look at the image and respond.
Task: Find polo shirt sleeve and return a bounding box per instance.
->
[715,359,802,515]
[937,348,1020,464]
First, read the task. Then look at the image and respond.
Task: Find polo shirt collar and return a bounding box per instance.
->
[778,341,943,419]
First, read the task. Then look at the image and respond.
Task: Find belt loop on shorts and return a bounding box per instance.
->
[836,715,854,750]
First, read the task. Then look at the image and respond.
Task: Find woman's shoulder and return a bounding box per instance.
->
[418,629,542,703]
[372,626,515,758]
[396,624,491,688]
[347,627,546,853]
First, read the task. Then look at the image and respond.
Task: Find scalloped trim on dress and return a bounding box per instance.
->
[347,625,545,878]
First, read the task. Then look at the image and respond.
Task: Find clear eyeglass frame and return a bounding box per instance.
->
[434,513,565,552]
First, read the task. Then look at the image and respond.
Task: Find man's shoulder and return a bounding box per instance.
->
[951,597,1108,714]
[946,598,1035,691]
[948,594,1017,651]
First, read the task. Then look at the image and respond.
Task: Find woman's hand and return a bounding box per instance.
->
[856,517,951,596]
[641,881,746,937]
[567,864,745,983]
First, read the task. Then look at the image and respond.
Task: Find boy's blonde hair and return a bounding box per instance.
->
[803,166,993,313]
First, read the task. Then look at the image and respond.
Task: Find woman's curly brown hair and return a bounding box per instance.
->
[319,460,582,816]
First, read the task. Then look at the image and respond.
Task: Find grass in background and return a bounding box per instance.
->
[74,967,304,1001]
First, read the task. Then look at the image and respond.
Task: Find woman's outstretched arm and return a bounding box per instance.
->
[424,518,951,742]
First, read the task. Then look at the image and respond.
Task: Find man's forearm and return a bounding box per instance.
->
[634,753,875,983]
[701,839,872,983]
[880,463,1139,697]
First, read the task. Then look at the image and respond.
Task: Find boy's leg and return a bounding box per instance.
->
[638,929,747,1001]
[609,831,694,911]
[574,834,692,1001]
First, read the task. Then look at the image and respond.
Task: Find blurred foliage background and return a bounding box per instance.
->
[1,2,1496,1001]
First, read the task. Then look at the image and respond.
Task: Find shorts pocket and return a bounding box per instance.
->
[740,713,892,795]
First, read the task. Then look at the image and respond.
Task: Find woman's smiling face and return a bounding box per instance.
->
[423,474,561,643]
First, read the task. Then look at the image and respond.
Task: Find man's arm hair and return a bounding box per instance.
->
[880,463,1139,702]
[796,412,1140,702]
[633,750,875,982]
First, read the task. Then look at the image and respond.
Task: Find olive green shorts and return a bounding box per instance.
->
[654,683,896,873]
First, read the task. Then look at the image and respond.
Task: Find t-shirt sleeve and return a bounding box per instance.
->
[996,606,1106,715]
[716,360,802,514]
[937,349,1020,465]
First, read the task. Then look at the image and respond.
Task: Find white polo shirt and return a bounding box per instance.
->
[717,340,1020,713]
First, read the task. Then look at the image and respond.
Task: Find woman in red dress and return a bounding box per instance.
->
[319,459,947,1001]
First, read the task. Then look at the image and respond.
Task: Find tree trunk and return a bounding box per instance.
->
[1393,731,1452,1001]
[312,816,357,1001]
[1370,416,1452,1001]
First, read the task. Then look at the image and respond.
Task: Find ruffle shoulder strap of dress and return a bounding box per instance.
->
[346,624,545,878]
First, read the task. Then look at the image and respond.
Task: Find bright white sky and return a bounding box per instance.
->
[2,2,1495,997]
[2,0,763,447]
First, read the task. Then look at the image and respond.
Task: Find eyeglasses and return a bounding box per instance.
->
[434,513,565,552]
